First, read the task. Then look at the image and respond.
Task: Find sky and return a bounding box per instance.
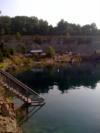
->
[0,0,100,28]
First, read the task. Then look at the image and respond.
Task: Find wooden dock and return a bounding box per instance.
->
[0,70,45,106]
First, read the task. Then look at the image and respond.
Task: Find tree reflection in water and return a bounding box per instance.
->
[16,63,100,94]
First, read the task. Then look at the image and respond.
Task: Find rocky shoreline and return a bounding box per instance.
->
[0,85,22,133]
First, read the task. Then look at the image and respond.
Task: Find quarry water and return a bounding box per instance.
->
[16,63,100,133]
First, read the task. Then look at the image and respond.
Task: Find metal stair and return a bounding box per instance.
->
[0,70,45,106]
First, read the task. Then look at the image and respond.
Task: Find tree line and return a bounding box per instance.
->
[0,16,100,36]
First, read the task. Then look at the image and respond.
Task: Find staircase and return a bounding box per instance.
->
[0,70,45,106]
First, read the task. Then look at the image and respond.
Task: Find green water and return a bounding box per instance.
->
[16,63,100,133]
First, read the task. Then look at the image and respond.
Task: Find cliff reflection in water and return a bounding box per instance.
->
[16,63,100,93]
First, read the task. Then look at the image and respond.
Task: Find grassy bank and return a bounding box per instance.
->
[0,54,34,74]
[0,52,100,75]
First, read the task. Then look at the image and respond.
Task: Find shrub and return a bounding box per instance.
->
[0,51,4,62]
[33,35,42,44]
[46,46,55,57]
[16,32,21,40]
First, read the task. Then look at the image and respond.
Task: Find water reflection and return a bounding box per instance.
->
[16,63,100,93]
[16,63,100,133]
[16,103,45,126]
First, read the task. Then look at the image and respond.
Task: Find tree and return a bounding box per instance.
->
[56,19,68,35]
[8,48,14,55]
[0,16,11,34]
[38,19,49,35]
[90,23,97,34]
[20,46,27,54]
[0,51,3,62]
[0,16,99,35]
[0,41,4,51]
[16,32,21,40]
[46,46,55,57]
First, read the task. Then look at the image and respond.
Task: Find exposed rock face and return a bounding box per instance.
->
[0,97,22,133]
[0,116,17,132]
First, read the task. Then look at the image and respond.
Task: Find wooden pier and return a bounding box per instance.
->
[0,70,45,106]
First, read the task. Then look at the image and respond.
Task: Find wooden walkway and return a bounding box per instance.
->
[0,70,45,106]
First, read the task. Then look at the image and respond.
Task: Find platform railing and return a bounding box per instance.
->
[0,70,45,105]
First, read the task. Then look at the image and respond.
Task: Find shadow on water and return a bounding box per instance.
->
[16,103,45,126]
[16,63,100,93]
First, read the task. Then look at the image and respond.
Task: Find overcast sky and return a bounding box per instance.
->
[0,0,100,28]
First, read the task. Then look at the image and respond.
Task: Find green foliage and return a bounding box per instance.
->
[0,16,99,35]
[1,28,5,35]
[20,46,26,54]
[8,48,14,55]
[0,16,11,35]
[16,32,21,40]
[0,51,4,62]
[2,49,9,57]
[0,41,15,62]
[33,36,42,44]
[46,46,55,57]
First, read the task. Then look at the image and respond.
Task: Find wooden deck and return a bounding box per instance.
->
[0,70,45,106]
